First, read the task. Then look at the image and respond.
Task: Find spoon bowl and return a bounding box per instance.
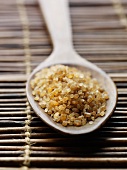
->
[26,0,117,135]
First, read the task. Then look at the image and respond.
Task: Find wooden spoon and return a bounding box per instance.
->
[26,0,117,135]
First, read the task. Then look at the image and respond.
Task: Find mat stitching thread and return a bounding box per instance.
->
[111,0,127,30]
[17,0,32,169]
[17,0,31,76]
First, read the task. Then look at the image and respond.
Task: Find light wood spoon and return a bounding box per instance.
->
[26,0,117,135]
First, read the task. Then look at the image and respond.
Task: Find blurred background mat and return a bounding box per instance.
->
[0,0,127,169]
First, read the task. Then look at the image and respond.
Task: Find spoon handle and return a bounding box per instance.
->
[38,0,73,52]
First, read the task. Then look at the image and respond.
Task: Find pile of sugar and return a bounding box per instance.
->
[31,65,109,127]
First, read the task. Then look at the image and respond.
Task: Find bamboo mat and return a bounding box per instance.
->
[0,0,127,169]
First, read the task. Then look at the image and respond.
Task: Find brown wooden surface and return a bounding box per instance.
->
[0,0,127,169]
